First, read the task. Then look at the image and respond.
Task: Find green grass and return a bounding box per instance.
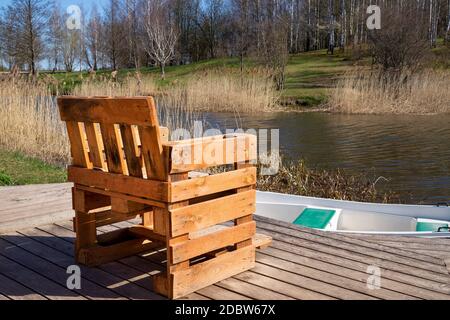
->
[282,50,354,107]
[43,51,350,108]
[42,45,448,108]
[0,149,67,186]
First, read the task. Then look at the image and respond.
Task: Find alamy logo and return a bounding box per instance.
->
[367,265,382,290]
[367,5,381,30]
[66,5,82,30]
[66,265,81,290]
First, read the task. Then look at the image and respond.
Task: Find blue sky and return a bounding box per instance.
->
[0,0,109,13]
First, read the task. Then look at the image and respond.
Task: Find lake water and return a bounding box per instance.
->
[202,112,450,204]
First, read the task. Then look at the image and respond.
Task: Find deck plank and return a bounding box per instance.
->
[255,216,447,269]
[256,223,450,286]
[0,273,47,300]
[216,277,295,300]
[0,184,73,233]
[0,255,83,300]
[35,223,167,300]
[1,183,450,300]
[16,227,163,300]
[268,238,450,296]
[254,254,417,300]
[47,220,205,301]
[261,245,450,299]
[0,236,123,300]
[255,218,450,278]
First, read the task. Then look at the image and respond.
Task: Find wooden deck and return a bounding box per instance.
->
[1,184,450,300]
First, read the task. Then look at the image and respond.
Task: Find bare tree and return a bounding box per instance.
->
[2,0,48,75]
[0,7,21,69]
[104,0,126,70]
[48,2,63,72]
[368,5,429,75]
[85,5,101,71]
[259,14,290,91]
[61,30,81,72]
[124,0,140,68]
[142,0,179,79]
[196,0,226,59]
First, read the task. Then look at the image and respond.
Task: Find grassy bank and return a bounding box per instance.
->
[0,148,396,203]
[0,150,66,186]
[44,50,353,109]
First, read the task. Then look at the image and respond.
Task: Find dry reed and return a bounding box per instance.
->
[257,159,400,203]
[0,78,70,165]
[73,73,200,133]
[168,70,279,113]
[329,68,450,114]
[73,73,159,97]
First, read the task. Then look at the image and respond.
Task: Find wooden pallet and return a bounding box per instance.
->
[58,96,271,299]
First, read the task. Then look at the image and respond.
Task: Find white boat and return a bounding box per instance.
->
[256,191,450,237]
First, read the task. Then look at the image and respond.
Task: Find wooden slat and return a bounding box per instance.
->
[95,210,141,228]
[170,190,256,237]
[75,184,165,208]
[139,126,167,181]
[170,222,256,264]
[78,238,162,267]
[58,97,159,126]
[128,226,166,243]
[68,167,169,202]
[72,187,110,213]
[100,123,127,174]
[66,121,92,168]
[84,122,106,170]
[166,134,257,174]
[120,124,143,178]
[159,126,169,142]
[171,246,256,299]
[170,167,257,202]
[253,233,272,249]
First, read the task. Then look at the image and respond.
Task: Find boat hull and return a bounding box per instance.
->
[256,191,450,237]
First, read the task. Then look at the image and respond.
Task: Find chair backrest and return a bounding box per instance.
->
[58,96,168,181]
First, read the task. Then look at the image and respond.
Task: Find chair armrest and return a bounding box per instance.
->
[163,133,257,174]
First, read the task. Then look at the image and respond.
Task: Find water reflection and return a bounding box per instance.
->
[203,112,450,203]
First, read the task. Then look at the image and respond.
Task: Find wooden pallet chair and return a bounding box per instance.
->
[58,96,272,299]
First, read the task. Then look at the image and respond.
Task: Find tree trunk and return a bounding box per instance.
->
[446,0,450,43]
[327,0,335,54]
[160,63,166,80]
[340,0,346,50]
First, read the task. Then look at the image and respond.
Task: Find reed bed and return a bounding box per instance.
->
[169,69,279,113]
[74,69,279,113]
[72,73,159,97]
[329,69,450,114]
[73,74,200,133]
[257,160,400,203]
[0,78,70,166]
